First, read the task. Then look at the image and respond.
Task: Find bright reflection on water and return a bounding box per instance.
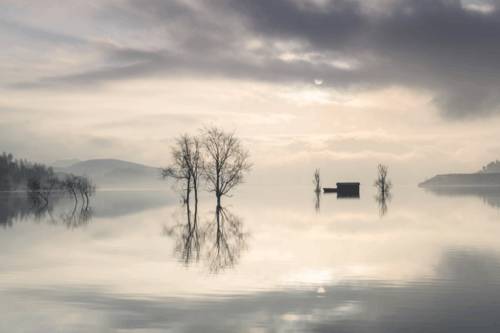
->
[1,185,500,332]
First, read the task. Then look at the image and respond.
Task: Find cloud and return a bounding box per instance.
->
[3,0,500,119]
[226,0,500,118]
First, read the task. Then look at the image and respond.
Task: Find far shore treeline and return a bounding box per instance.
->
[0,152,54,191]
[0,152,95,207]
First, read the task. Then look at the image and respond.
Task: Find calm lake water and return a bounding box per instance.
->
[2,185,500,332]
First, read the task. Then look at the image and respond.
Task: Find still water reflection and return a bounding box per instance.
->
[163,201,248,273]
[0,192,93,229]
[1,186,500,332]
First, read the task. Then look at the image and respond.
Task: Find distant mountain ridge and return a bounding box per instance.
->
[419,173,500,187]
[51,158,81,168]
[55,159,163,188]
[420,160,500,188]
[480,160,500,174]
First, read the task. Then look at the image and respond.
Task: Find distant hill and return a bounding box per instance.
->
[480,160,500,174]
[419,173,500,187]
[55,159,163,188]
[51,158,81,168]
[420,160,500,187]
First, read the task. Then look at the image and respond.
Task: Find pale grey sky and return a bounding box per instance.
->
[2,0,500,185]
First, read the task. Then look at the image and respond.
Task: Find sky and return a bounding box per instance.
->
[2,0,500,185]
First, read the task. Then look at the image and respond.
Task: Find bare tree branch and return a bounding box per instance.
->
[201,127,251,208]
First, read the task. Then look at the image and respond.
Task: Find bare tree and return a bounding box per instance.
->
[75,176,95,208]
[183,136,202,211]
[313,169,321,193]
[374,164,392,195]
[63,175,80,204]
[374,164,392,217]
[162,135,203,266]
[201,127,251,209]
[162,134,202,208]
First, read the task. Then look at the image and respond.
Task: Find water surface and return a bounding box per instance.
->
[1,185,500,332]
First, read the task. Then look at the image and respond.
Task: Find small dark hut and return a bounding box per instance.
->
[336,182,360,198]
[323,182,360,198]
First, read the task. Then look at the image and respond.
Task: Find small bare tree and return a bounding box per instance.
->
[75,176,95,208]
[374,164,392,216]
[313,169,321,193]
[162,134,202,207]
[63,175,80,204]
[202,127,251,209]
[184,136,202,210]
[374,164,391,195]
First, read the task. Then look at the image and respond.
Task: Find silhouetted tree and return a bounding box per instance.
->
[63,175,79,203]
[75,176,95,208]
[162,134,202,207]
[313,169,321,193]
[374,164,391,195]
[202,127,251,209]
[182,135,202,213]
[374,164,392,217]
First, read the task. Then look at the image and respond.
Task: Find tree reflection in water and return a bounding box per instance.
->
[374,189,391,217]
[163,199,202,265]
[0,192,93,229]
[374,164,392,217]
[205,206,247,273]
[164,201,248,273]
[314,190,321,213]
[59,202,93,229]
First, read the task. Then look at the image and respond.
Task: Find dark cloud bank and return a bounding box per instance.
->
[7,0,500,119]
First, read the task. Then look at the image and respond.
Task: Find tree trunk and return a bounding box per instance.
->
[84,192,89,209]
[71,188,78,204]
[185,176,191,205]
[186,199,191,228]
[215,204,221,230]
[193,179,198,226]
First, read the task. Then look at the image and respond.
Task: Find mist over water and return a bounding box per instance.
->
[1,184,500,332]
